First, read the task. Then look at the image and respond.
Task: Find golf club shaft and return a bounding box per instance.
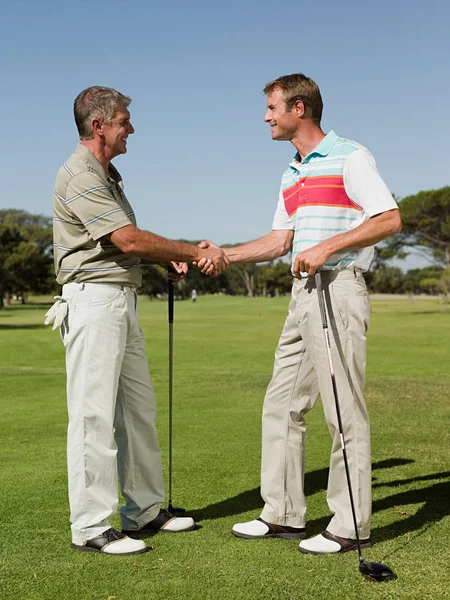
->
[315,271,363,562]
[168,274,174,506]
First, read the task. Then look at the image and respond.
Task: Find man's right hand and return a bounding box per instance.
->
[194,240,229,276]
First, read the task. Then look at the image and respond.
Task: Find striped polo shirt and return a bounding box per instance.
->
[52,144,142,286]
[272,130,398,272]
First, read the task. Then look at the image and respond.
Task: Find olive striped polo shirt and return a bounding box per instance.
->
[52,144,142,286]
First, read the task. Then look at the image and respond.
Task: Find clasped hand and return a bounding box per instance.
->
[194,240,229,276]
[292,243,330,278]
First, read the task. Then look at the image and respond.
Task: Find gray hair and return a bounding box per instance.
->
[74,86,132,139]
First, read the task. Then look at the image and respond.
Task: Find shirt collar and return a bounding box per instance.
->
[290,129,339,169]
[75,143,121,184]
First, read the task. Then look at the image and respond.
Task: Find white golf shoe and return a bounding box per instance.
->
[232,518,306,539]
[299,531,371,555]
[71,528,149,555]
[123,508,196,535]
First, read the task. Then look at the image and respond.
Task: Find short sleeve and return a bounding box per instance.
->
[272,186,295,230]
[65,171,132,241]
[343,148,399,217]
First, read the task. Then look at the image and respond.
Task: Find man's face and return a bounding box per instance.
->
[264,89,299,141]
[102,107,135,158]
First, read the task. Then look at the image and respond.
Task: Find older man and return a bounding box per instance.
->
[200,73,401,555]
[48,86,226,555]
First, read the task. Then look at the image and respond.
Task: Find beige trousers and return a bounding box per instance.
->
[260,269,372,539]
[61,282,164,545]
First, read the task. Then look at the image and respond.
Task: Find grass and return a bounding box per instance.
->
[0,293,449,600]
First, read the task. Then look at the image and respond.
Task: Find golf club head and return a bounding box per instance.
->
[167,504,186,515]
[359,560,396,582]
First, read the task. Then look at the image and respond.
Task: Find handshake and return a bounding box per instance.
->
[193,240,229,277]
[168,240,232,284]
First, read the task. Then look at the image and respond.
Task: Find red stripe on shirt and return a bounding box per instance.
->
[282,176,362,217]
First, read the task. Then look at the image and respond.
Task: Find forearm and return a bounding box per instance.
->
[292,209,402,277]
[321,209,402,256]
[130,232,199,263]
[226,230,293,264]
[111,226,201,263]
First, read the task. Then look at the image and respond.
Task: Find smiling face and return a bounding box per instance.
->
[102,106,135,158]
[264,88,301,141]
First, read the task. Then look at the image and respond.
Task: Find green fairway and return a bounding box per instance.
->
[1,294,449,600]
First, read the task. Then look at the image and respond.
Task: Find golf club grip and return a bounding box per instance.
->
[314,272,328,329]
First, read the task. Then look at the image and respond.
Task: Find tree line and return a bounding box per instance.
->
[1,186,449,307]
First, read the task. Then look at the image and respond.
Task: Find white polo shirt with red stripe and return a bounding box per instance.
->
[272,130,398,272]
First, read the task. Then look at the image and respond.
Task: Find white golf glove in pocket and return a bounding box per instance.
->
[44,296,68,330]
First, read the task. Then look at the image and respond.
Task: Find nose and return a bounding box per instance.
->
[128,121,135,134]
[264,109,271,123]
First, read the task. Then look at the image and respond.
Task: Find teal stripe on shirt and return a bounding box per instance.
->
[299,215,360,221]
[295,226,348,233]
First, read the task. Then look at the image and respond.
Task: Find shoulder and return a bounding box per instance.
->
[64,151,104,181]
[334,138,378,175]
[57,155,106,195]
[333,136,366,157]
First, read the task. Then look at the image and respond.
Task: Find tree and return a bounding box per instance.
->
[395,187,450,267]
[437,268,450,301]
[4,241,53,301]
[366,266,404,294]
[0,210,53,307]
[403,266,445,295]
[229,264,258,297]
[258,260,292,296]
[0,222,23,308]
[139,265,170,298]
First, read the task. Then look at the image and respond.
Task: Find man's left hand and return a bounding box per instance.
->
[169,262,188,284]
[292,244,330,278]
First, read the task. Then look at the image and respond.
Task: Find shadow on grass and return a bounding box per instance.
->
[190,458,412,520]
[191,460,450,544]
[370,475,450,544]
[0,324,47,330]
[1,302,53,309]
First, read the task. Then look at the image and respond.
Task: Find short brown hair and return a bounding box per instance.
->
[263,74,323,123]
[74,86,132,139]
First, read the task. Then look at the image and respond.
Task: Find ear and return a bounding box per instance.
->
[293,100,305,119]
[91,117,104,137]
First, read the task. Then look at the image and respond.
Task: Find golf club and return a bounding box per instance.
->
[166,267,186,515]
[315,271,394,582]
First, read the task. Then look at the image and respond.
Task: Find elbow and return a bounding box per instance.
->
[120,240,136,255]
[281,241,292,256]
[380,209,402,237]
[110,226,140,255]
[114,236,135,254]
[279,233,294,256]
[392,211,402,234]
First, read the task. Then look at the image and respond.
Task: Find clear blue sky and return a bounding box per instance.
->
[1,0,448,268]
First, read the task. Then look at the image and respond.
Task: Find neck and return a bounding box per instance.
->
[80,139,112,173]
[291,123,326,160]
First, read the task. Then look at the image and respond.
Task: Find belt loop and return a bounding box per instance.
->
[80,282,85,290]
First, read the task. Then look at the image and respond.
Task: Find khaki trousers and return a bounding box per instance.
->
[260,269,372,539]
[61,282,164,545]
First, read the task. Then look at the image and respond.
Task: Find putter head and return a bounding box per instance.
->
[359,560,396,582]
[167,504,186,515]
